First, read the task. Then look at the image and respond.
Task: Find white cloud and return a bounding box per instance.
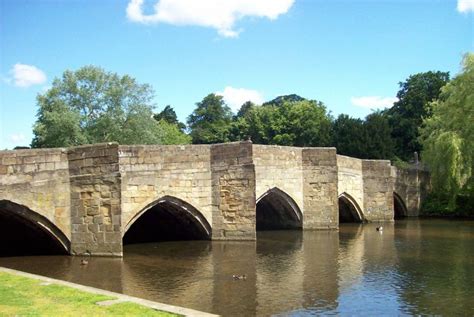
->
[457,0,474,12]
[10,63,47,88]
[217,86,264,111]
[126,0,295,37]
[350,96,398,109]
[9,133,26,143]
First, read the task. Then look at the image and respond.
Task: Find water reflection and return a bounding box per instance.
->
[0,220,473,316]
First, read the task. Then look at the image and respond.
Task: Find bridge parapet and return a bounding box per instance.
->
[0,147,71,239]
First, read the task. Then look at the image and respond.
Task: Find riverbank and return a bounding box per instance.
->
[0,267,217,317]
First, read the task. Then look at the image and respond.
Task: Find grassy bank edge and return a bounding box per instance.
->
[0,267,218,317]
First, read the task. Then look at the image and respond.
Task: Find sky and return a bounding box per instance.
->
[0,0,472,149]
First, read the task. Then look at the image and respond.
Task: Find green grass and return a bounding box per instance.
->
[0,272,178,316]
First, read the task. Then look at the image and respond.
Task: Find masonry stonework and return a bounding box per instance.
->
[336,155,364,212]
[211,141,256,240]
[0,142,428,256]
[68,143,122,256]
[302,148,339,229]
[362,160,394,222]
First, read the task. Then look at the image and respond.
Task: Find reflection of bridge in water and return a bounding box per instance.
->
[0,141,429,256]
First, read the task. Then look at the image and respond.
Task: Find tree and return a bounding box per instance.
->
[386,71,450,161]
[154,105,186,131]
[332,114,366,158]
[230,96,332,147]
[363,111,395,159]
[31,66,171,147]
[187,94,233,144]
[155,119,191,144]
[420,53,474,211]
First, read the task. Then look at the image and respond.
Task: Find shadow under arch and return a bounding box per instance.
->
[393,192,408,219]
[0,200,70,256]
[123,196,211,245]
[338,193,365,223]
[256,187,302,231]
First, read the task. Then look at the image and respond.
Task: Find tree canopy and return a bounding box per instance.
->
[154,105,186,131]
[420,53,474,211]
[31,66,189,148]
[187,94,233,144]
[228,97,332,147]
[386,71,450,160]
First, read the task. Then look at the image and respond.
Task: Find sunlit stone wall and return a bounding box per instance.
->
[253,145,304,214]
[0,147,71,239]
[118,144,212,232]
[362,160,394,221]
[337,155,364,215]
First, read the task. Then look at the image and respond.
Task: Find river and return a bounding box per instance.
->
[0,219,473,316]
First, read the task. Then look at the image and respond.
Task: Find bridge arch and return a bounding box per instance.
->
[123,196,211,244]
[393,192,408,219]
[0,200,70,256]
[338,192,365,223]
[256,187,302,230]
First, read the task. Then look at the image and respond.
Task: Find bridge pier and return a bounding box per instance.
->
[302,148,338,229]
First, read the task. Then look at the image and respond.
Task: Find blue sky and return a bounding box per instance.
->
[0,0,472,149]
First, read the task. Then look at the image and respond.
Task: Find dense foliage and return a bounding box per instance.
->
[230,96,332,146]
[385,71,450,161]
[187,94,233,144]
[32,66,189,147]
[419,53,473,213]
[154,105,186,131]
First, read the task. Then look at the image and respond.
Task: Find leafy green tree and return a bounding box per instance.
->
[235,101,255,119]
[262,94,305,107]
[155,119,191,144]
[332,114,366,158]
[363,111,395,159]
[154,105,186,131]
[230,96,332,147]
[32,66,168,147]
[187,94,233,144]
[420,53,474,211]
[386,71,450,160]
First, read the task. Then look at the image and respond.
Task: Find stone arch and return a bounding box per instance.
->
[123,196,211,244]
[0,200,70,255]
[338,192,365,223]
[393,192,408,219]
[256,187,302,230]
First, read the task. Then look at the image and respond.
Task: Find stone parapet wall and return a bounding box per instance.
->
[68,143,122,256]
[118,144,212,230]
[0,148,71,238]
[336,155,364,213]
[302,148,338,229]
[362,160,393,221]
[211,142,255,240]
[253,145,303,212]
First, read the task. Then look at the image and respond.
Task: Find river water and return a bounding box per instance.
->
[1,219,473,316]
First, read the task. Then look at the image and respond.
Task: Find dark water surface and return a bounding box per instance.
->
[1,219,473,316]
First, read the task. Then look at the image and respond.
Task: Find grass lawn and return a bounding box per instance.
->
[0,272,178,316]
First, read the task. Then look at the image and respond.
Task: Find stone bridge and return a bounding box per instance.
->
[0,142,429,256]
